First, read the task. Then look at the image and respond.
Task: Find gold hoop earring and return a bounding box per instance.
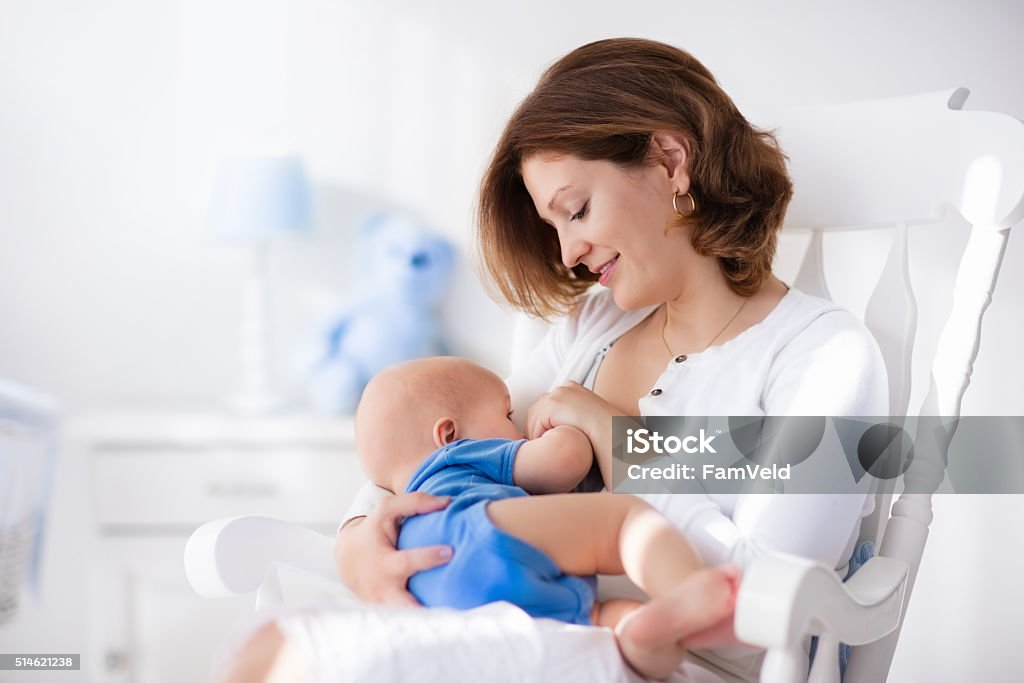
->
[672,190,697,217]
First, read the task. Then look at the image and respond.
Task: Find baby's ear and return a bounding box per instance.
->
[432,417,458,448]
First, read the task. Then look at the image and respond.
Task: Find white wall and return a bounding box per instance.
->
[1,1,1022,680]
[2,0,1022,413]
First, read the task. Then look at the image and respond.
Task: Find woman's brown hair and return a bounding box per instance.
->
[477,38,793,318]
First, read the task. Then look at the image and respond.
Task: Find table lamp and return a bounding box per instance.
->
[207,155,312,414]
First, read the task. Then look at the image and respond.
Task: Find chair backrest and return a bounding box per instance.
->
[750,87,1024,682]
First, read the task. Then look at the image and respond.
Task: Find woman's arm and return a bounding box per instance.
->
[647,312,889,569]
[643,492,871,570]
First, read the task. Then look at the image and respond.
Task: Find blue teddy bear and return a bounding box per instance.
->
[306,213,455,414]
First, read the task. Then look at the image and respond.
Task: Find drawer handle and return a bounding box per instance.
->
[205,482,280,498]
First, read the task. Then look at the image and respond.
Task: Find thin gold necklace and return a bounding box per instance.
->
[660,297,749,357]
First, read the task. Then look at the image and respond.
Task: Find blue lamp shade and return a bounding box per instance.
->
[207,155,313,242]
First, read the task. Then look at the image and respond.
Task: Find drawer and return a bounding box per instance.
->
[94,447,368,528]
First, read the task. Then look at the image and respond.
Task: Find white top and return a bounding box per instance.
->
[344,286,889,572]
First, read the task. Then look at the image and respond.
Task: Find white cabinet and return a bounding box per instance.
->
[70,413,363,683]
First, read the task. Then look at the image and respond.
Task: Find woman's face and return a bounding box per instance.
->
[520,152,697,311]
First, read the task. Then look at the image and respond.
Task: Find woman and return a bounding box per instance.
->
[334,37,888,679]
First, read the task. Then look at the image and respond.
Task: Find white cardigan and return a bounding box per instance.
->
[344,287,889,572]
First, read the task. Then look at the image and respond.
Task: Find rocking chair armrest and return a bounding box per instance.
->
[735,553,909,652]
[185,515,337,598]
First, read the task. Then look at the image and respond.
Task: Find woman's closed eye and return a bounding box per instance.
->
[570,201,589,222]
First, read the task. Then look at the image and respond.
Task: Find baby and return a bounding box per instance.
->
[355,356,739,679]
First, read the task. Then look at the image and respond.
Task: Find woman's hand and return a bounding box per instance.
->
[334,492,452,607]
[525,380,617,442]
[526,381,621,488]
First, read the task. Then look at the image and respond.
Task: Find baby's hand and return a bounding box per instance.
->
[513,424,594,494]
[525,381,613,441]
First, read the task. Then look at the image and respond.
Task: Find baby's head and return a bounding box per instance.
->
[355,356,523,493]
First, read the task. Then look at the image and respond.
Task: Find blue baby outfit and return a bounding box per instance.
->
[398,438,597,625]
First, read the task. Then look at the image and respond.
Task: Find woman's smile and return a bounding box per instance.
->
[597,256,619,285]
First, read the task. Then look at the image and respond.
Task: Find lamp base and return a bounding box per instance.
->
[227,243,286,416]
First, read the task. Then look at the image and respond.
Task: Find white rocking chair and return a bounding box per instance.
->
[184,88,1024,682]
[734,87,1023,683]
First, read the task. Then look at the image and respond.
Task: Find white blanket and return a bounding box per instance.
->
[276,601,739,683]
[220,565,747,683]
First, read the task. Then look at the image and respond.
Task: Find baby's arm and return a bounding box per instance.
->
[512,425,593,494]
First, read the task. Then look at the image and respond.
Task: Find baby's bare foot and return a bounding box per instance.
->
[628,565,740,648]
[614,565,741,680]
[682,613,739,650]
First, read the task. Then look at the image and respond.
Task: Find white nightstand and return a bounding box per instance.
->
[68,412,363,683]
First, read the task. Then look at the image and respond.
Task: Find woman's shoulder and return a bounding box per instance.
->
[768,288,875,348]
[763,288,889,414]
